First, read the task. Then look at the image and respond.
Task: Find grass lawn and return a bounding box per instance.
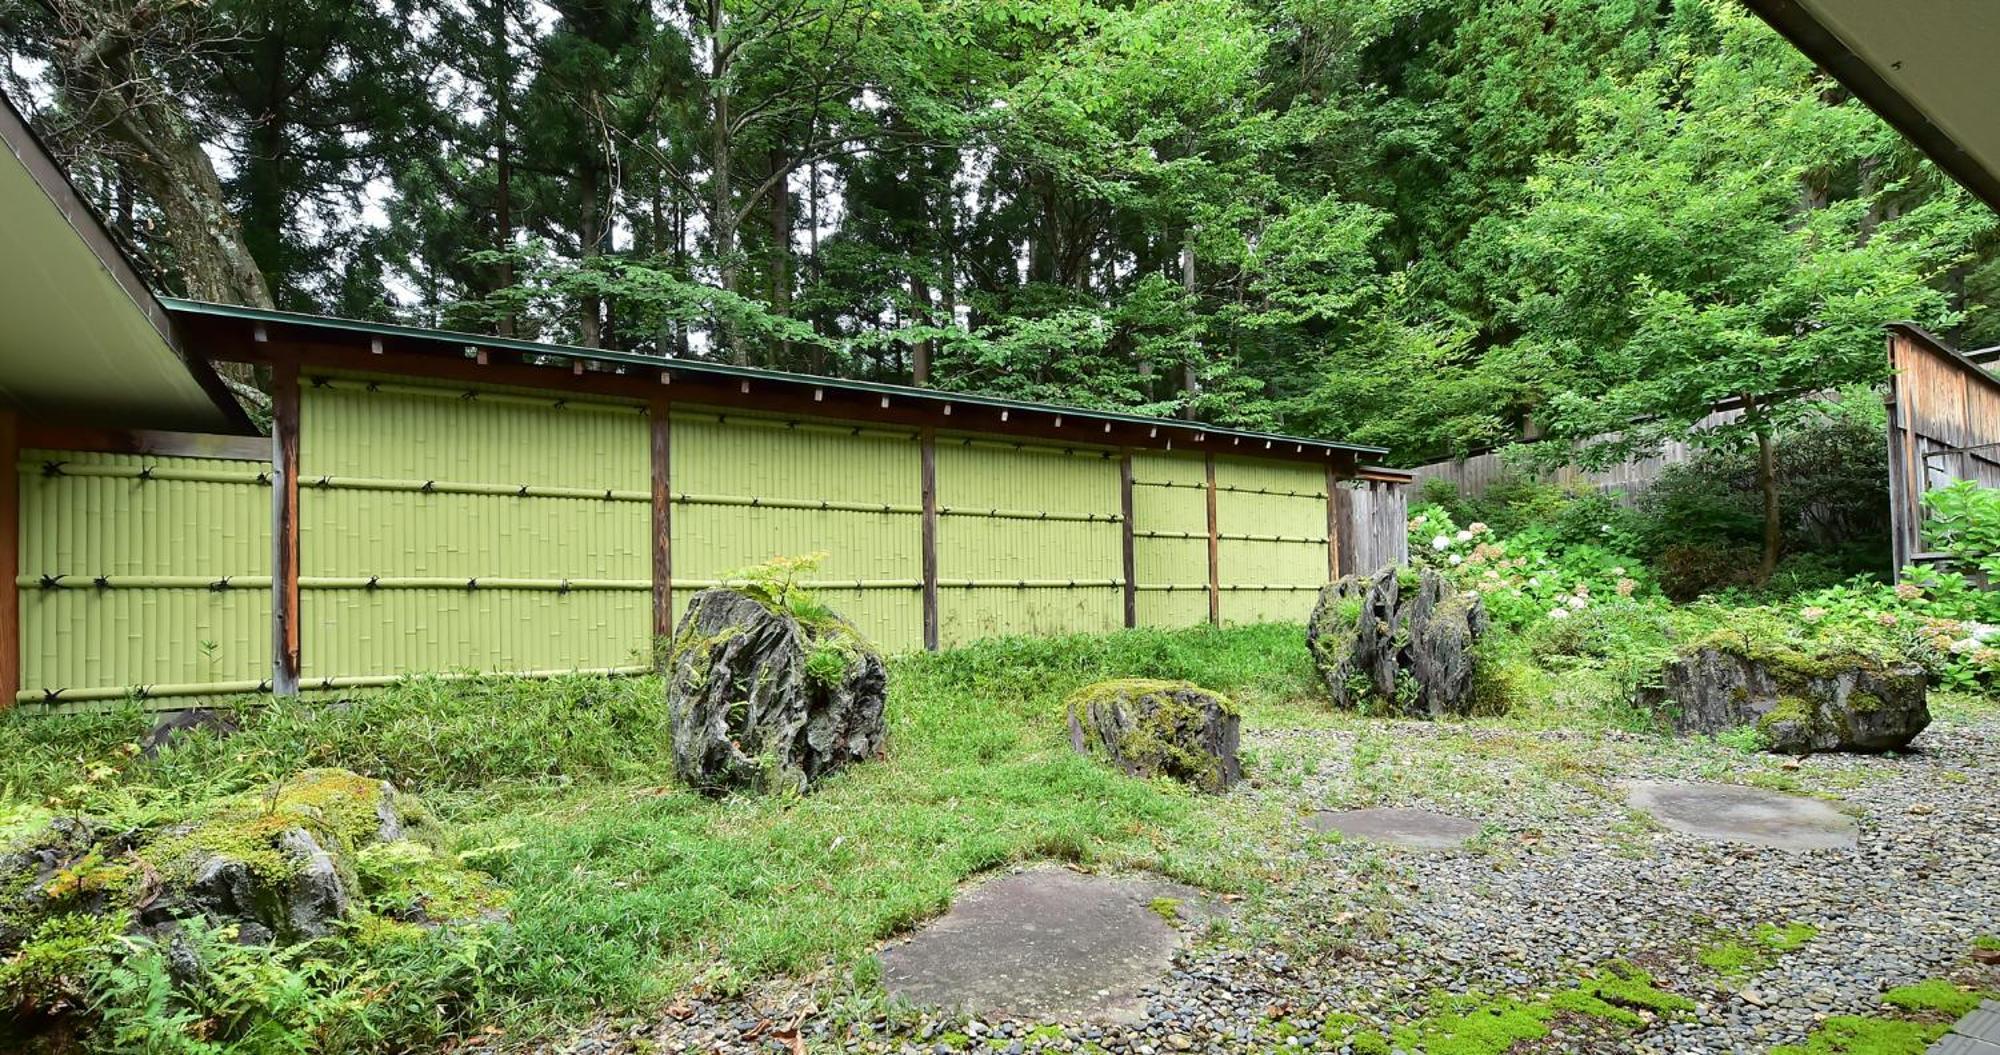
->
[0,624,1326,1051]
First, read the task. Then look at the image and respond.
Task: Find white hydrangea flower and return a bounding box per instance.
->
[1448,554,1463,565]
[1455,529,1473,542]
[1432,535,1451,551]
[1567,595,1588,610]
[1548,607,1571,620]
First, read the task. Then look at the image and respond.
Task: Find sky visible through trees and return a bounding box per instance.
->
[3,0,1995,469]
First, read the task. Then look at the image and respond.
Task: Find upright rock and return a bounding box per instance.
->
[1640,641,1929,754]
[1307,566,1491,718]
[1066,679,1241,792]
[667,588,887,794]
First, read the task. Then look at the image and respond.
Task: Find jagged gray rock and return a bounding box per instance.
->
[667,588,887,794]
[1306,566,1492,718]
[1065,679,1242,792]
[1640,643,1930,754]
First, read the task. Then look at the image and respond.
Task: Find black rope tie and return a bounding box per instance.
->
[518,485,531,497]
[1017,580,1027,588]
[366,576,380,590]
[603,489,613,501]
[558,579,572,595]
[315,476,332,489]
[41,461,65,477]
[42,689,63,703]
[467,578,479,590]
[366,381,381,392]
[552,399,567,411]
[92,575,109,590]
[460,390,479,402]
[38,574,61,590]
[310,376,331,388]
[209,577,231,592]
[255,472,272,486]
[137,466,155,481]
[421,480,436,493]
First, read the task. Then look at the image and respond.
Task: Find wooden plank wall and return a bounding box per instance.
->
[1886,326,2000,573]
[1411,406,1747,505]
[1332,479,1408,578]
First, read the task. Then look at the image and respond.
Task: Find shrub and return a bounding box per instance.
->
[1922,480,2000,581]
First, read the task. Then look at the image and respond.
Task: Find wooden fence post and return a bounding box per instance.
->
[651,398,673,652]
[271,361,301,695]
[1324,465,1341,582]
[1119,450,1136,629]
[0,409,17,709]
[921,427,939,651]
[1204,452,1220,625]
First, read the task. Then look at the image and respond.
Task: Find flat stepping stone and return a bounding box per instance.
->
[1305,807,1483,849]
[1625,781,1856,850]
[878,866,1207,1023]
[1932,1002,2000,1054]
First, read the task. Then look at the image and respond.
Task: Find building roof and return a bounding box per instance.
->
[0,93,249,432]
[1742,0,2000,212]
[165,297,1404,472]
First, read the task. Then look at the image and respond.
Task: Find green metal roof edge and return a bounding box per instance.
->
[162,297,1392,458]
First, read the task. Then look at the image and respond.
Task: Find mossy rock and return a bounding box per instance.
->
[1639,641,1929,755]
[1065,679,1241,792]
[667,588,888,795]
[1307,566,1492,718]
[0,769,504,957]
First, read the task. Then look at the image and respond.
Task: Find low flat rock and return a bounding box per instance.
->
[1305,807,1484,849]
[878,866,1208,1023]
[1625,781,1857,850]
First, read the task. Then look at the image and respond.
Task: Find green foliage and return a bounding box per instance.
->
[1922,481,2000,582]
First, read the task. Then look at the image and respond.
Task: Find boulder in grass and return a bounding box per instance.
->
[1066,679,1242,792]
[1640,641,1930,754]
[667,587,888,795]
[0,769,506,957]
[1307,566,1491,718]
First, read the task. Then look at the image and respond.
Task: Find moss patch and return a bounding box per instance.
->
[1769,1015,1948,1055]
[1388,963,1691,1055]
[1700,921,1819,978]
[1883,979,1992,1019]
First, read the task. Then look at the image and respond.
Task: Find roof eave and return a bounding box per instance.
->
[163,297,1392,461]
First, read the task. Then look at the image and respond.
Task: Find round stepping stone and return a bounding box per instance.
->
[1305,807,1483,849]
[878,866,1207,1023]
[1625,781,1857,850]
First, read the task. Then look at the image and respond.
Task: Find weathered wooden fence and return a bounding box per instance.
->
[1886,324,2000,572]
[1411,406,1746,505]
[14,370,1413,711]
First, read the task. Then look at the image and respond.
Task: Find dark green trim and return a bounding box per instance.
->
[161,297,1391,459]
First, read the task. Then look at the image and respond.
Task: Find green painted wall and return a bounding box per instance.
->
[934,436,1122,644]
[15,376,1370,709]
[669,408,924,652]
[17,448,272,708]
[1130,450,1211,628]
[299,376,651,680]
[1213,455,1329,625]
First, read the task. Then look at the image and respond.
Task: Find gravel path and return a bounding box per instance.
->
[544,713,2000,1055]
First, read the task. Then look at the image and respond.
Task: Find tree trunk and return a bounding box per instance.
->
[579,170,602,348]
[241,28,290,304]
[707,1,745,365]
[910,274,932,385]
[53,10,274,309]
[489,0,516,338]
[769,147,792,362]
[1180,238,1200,420]
[1753,409,1782,583]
